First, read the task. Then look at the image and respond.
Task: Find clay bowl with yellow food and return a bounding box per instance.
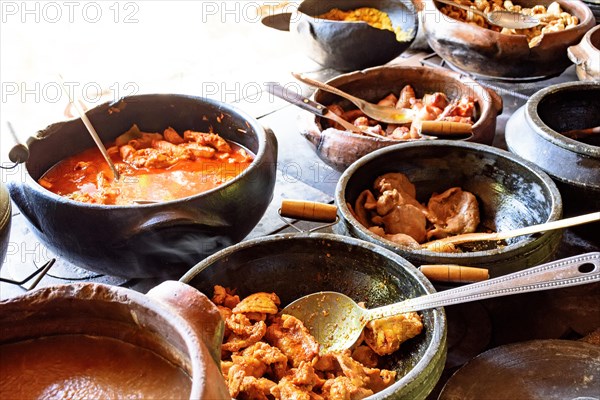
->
[180,233,447,400]
[299,65,503,172]
[5,94,277,279]
[419,0,595,79]
[334,141,563,278]
[262,0,418,71]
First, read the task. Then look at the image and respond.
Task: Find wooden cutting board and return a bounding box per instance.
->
[439,339,600,400]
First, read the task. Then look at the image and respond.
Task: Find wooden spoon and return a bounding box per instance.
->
[422,211,600,251]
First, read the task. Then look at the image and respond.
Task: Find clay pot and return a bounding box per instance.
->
[0,183,10,270]
[181,233,448,400]
[420,0,595,78]
[505,81,600,216]
[334,141,563,277]
[0,281,229,399]
[6,94,278,278]
[262,0,418,71]
[299,65,503,172]
[568,24,600,81]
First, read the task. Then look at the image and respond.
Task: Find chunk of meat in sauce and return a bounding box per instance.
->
[427,187,480,240]
[241,341,288,381]
[374,173,416,198]
[212,285,241,309]
[321,376,373,400]
[223,313,267,352]
[266,315,319,368]
[184,130,232,153]
[232,292,281,315]
[371,204,427,243]
[363,312,423,356]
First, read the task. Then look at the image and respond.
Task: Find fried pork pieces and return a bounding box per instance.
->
[350,173,481,251]
[212,286,423,400]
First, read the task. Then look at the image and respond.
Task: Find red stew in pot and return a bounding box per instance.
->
[38,124,254,205]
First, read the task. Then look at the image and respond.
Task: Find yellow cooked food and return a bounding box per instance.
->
[439,0,579,48]
[318,7,412,42]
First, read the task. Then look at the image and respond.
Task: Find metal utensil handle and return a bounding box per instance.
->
[367,252,600,320]
[291,72,364,108]
[265,82,327,116]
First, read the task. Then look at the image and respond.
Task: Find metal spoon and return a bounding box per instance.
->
[292,73,414,125]
[436,0,540,30]
[58,75,120,180]
[422,211,600,251]
[282,252,600,352]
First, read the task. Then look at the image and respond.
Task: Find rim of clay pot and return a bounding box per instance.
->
[423,0,594,46]
[525,81,600,158]
[181,232,447,399]
[336,140,563,259]
[314,65,499,137]
[0,282,211,399]
[20,93,272,210]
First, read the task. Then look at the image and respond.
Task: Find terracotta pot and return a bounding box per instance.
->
[299,65,503,172]
[6,94,278,278]
[0,182,10,270]
[334,141,563,277]
[262,0,418,71]
[568,24,600,81]
[0,281,229,399]
[505,81,600,217]
[420,0,595,78]
[181,233,447,400]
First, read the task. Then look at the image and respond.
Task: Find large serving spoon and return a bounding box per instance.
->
[422,211,600,251]
[435,0,540,30]
[282,252,600,352]
[292,73,414,125]
[58,75,120,180]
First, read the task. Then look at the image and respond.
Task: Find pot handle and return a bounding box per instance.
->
[261,12,292,31]
[485,87,503,116]
[567,43,586,66]
[5,121,30,164]
[278,200,339,233]
[124,209,229,239]
[146,281,224,365]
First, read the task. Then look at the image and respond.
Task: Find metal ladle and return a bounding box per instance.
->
[58,75,120,180]
[435,0,541,30]
[282,252,600,352]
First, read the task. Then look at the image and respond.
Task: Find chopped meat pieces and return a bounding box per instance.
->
[266,315,320,368]
[233,292,281,315]
[363,312,423,356]
[427,187,480,240]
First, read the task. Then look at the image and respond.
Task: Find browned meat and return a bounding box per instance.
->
[163,126,185,144]
[377,93,398,108]
[333,352,396,393]
[239,376,277,400]
[182,142,216,159]
[242,342,288,380]
[427,187,480,240]
[373,173,416,198]
[227,355,269,398]
[376,189,427,216]
[271,379,312,400]
[266,315,319,368]
[212,285,240,309]
[352,190,377,228]
[321,376,373,400]
[223,313,267,352]
[371,204,427,243]
[363,312,423,356]
[396,85,415,109]
[184,130,232,152]
[351,346,379,368]
[233,292,281,315]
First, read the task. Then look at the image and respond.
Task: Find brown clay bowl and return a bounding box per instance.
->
[299,65,503,172]
[0,281,229,399]
[0,182,10,271]
[420,0,595,79]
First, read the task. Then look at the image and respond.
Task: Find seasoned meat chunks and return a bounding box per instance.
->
[363,312,423,356]
[427,187,480,240]
[266,315,320,368]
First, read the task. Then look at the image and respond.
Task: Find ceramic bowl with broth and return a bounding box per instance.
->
[334,141,563,277]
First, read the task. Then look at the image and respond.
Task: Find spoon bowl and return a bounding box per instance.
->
[435,0,540,30]
[283,252,600,352]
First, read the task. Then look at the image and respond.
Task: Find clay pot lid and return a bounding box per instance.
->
[438,339,600,400]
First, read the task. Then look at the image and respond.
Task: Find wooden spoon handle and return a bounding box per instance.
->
[292,72,364,108]
[280,200,338,223]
